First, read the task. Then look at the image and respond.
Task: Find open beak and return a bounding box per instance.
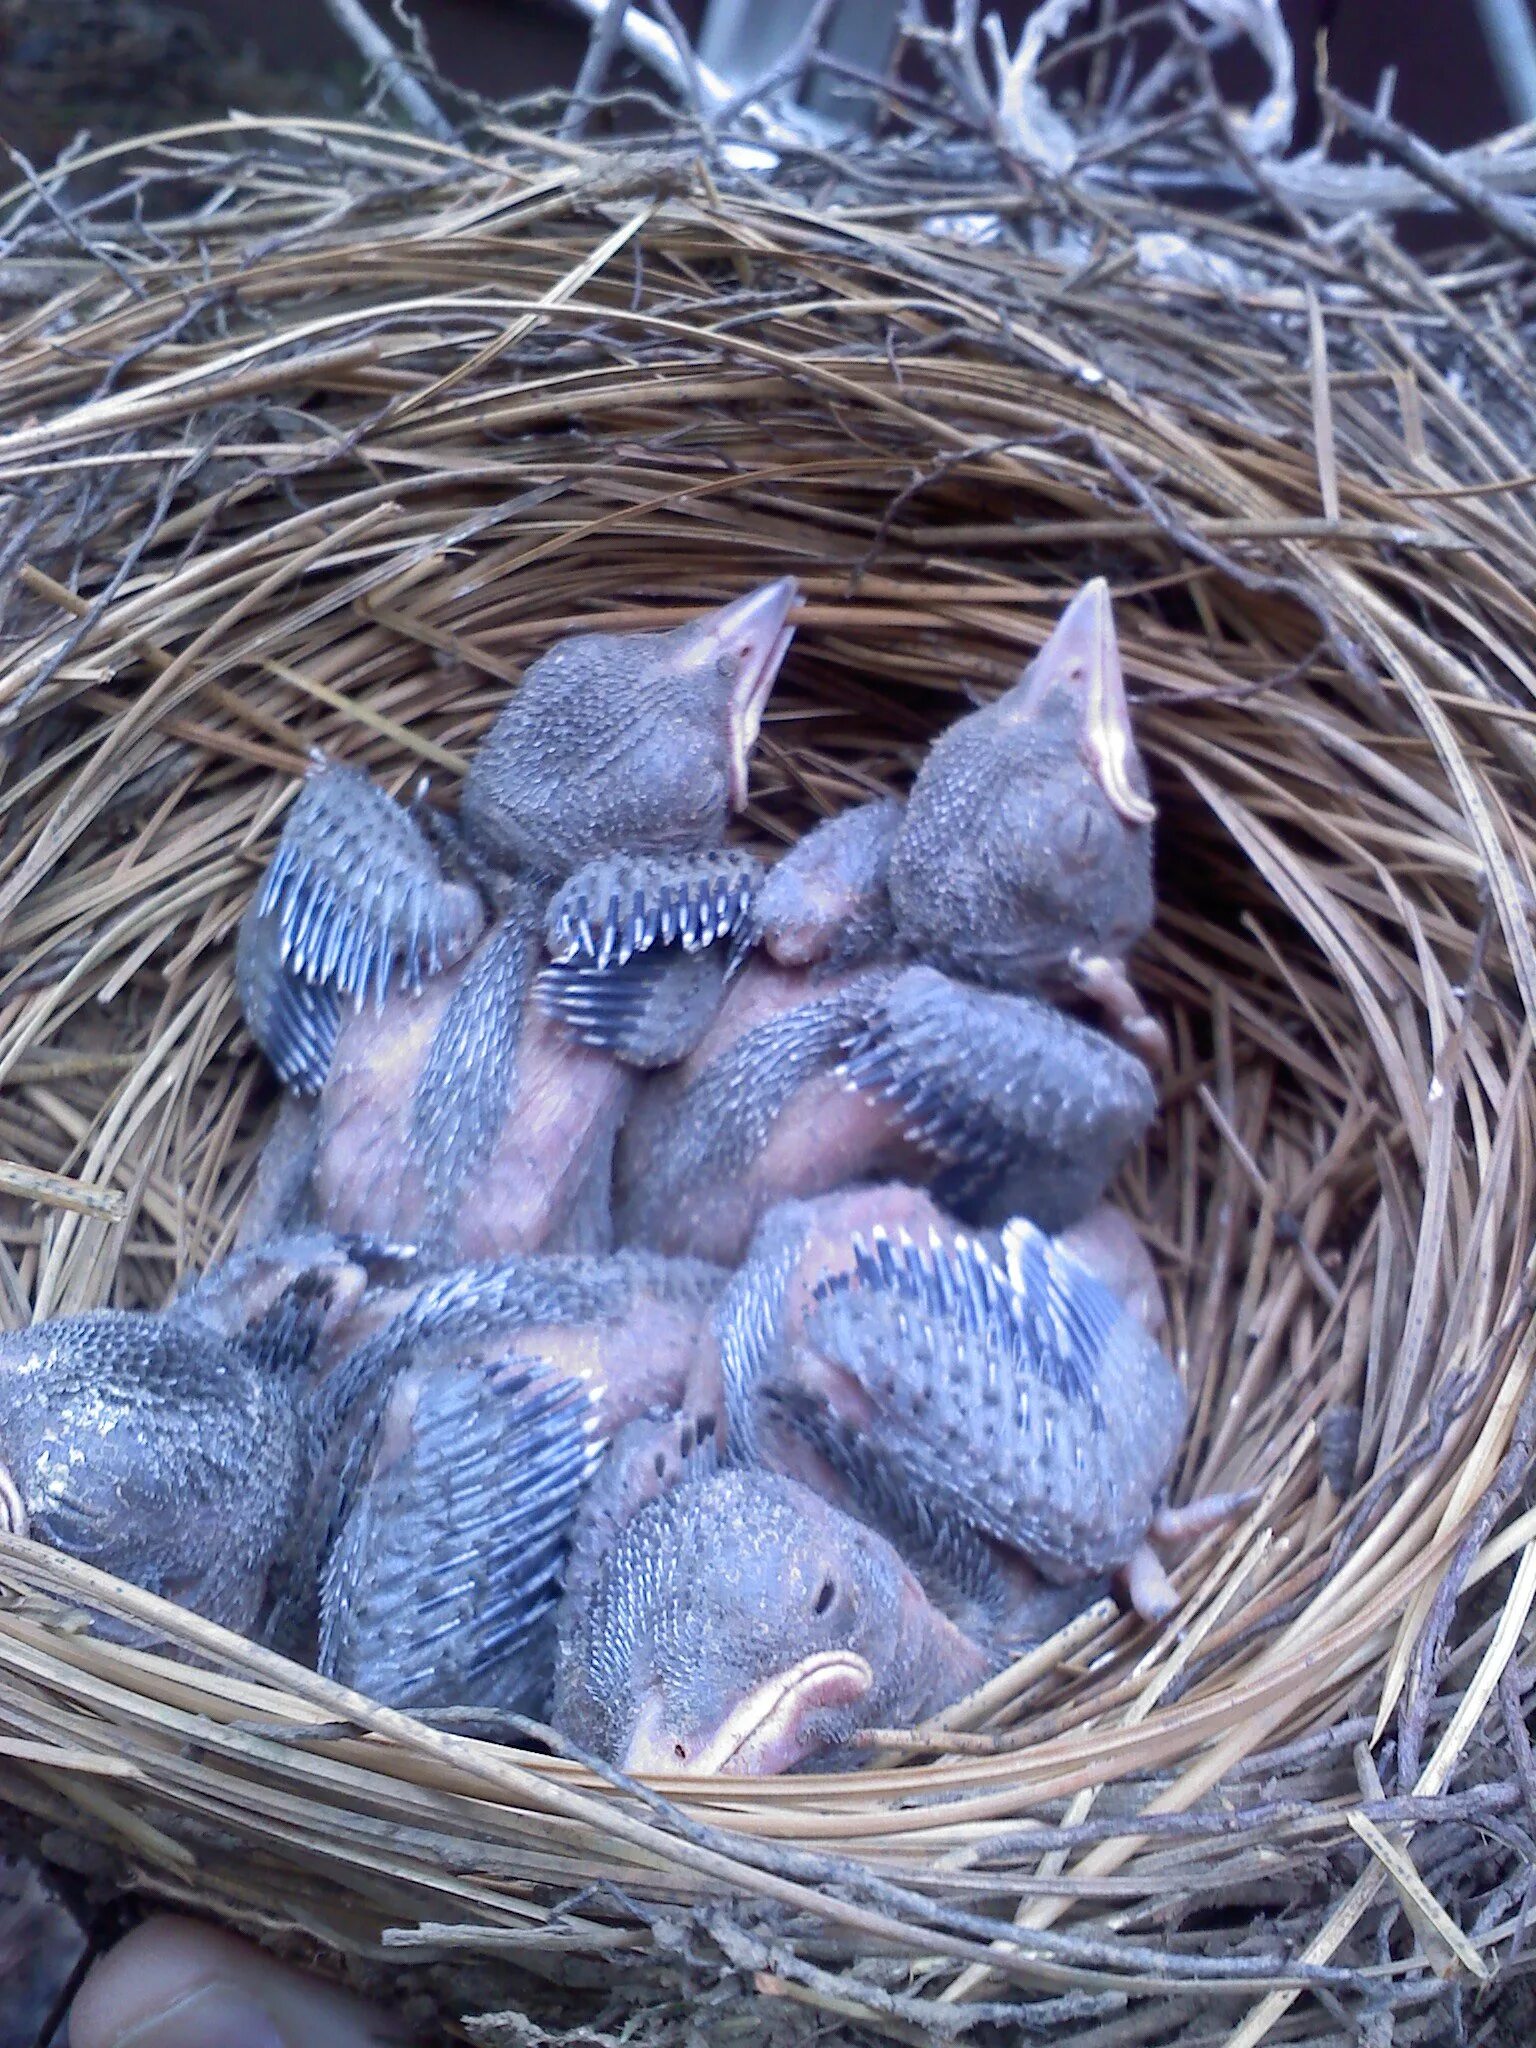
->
[696,577,800,812]
[1020,579,1156,828]
[620,1648,872,1777]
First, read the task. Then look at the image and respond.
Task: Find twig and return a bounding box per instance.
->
[319,0,455,142]
[560,0,631,139]
[0,148,145,301]
[650,0,713,124]
[1398,1366,1536,1788]
[0,1161,126,1226]
[712,0,842,130]
[501,1720,1370,1988]
[552,0,713,109]
[1322,87,1536,263]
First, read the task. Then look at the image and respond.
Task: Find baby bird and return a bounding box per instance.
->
[0,1280,328,1639]
[237,581,798,1263]
[311,1252,726,1712]
[611,581,1161,1266]
[718,1186,1235,1630]
[552,1425,989,1776]
[887,575,1159,1028]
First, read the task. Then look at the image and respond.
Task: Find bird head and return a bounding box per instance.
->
[553,1466,976,1775]
[461,578,799,877]
[889,579,1155,989]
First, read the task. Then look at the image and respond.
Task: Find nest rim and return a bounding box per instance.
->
[0,112,1530,2041]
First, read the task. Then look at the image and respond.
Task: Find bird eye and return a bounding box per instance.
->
[654,1451,667,1478]
[717,650,741,682]
[1063,800,1106,865]
[813,1578,836,1616]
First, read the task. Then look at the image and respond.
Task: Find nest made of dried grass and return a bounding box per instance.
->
[0,103,1534,2048]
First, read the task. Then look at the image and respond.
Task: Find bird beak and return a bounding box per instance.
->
[620,1649,873,1777]
[0,1463,27,1539]
[1017,579,1156,828]
[692,577,800,812]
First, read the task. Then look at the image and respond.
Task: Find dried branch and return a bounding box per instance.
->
[560,0,631,139]
[319,0,455,141]
[1322,87,1536,262]
[550,0,823,148]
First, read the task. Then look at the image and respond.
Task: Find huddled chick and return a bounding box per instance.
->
[0,578,1246,1781]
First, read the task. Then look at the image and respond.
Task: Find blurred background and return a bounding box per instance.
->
[0,0,1526,173]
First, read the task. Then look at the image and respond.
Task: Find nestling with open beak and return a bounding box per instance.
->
[0,1279,330,1640]
[888,575,1161,1045]
[237,581,799,1264]
[551,1421,990,1776]
[310,1251,726,1710]
[610,581,1163,1266]
[760,576,1162,1054]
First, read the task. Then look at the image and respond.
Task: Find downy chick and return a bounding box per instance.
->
[311,1252,726,1712]
[551,1425,988,1776]
[612,580,1161,1265]
[237,581,799,1263]
[718,1186,1241,1629]
[0,1279,329,1640]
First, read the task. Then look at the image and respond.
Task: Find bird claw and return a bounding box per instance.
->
[0,1461,26,1539]
[1067,950,1169,1075]
[1121,1541,1179,1622]
[1149,1486,1260,1550]
[1119,1487,1260,1624]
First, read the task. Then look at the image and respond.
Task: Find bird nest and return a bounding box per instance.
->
[0,89,1534,2048]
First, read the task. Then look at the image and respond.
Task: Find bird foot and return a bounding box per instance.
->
[1119,1489,1260,1623]
[1068,951,1170,1075]
[1150,1487,1261,1548]
[1121,1543,1179,1622]
[0,1462,26,1538]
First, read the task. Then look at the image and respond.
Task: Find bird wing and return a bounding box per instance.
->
[837,966,1156,1213]
[235,911,342,1094]
[318,1362,599,1713]
[544,848,761,972]
[804,1220,1183,1576]
[240,762,486,1089]
[537,948,730,1069]
[539,851,760,1065]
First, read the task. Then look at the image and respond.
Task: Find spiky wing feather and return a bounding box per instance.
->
[539,851,761,1067]
[236,908,342,1094]
[410,904,535,1243]
[544,849,761,971]
[318,1363,599,1713]
[243,763,486,1078]
[712,1213,807,1463]
[537,948,730,1069]
[838,966,1156,1218]
[654,978,888,1191]
[806,1220,1185,1576]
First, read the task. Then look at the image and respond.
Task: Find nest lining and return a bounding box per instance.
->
[0,116,1531,2046]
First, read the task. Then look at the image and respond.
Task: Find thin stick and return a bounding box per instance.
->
[1323,87,1536,261]
[320,0,455,142]
[560,0,631,139]
[0,1162,126,1226]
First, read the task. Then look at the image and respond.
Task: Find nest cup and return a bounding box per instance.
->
[0,122,1531,2045]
